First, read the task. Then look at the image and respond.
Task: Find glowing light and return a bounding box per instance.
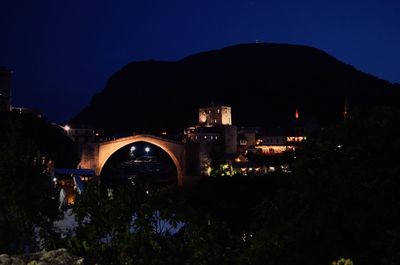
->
[64,125,70,132]
[53,177,57,182]
[287,136,306,142]
[130,146,136,152]
[200,112,207,123]
[255,145,287,154]
[145,147,150,153]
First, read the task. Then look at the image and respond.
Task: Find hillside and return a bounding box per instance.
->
[70,43,400,133]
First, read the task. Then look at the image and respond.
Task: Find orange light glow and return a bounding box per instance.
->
[255,145,287,154]
[287,136,306,142]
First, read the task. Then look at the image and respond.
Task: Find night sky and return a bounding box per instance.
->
[1,0,399,123]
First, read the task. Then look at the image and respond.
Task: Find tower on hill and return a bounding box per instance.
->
[198,104,232,126]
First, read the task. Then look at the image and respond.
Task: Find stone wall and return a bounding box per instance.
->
[0,249,83,265]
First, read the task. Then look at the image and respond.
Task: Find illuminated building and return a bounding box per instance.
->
[250,123,307,155]
[11,107,43,118]
[237,127,258,153]
[254,145,295,155]
[0,67,12,112]
[185,104,237,154]
[63,125,96,143]
[184,104,237,175]
[54,168,95,205]
[286,136,306,142]
[198,104,232,126]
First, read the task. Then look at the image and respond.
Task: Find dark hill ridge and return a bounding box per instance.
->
[71,43,399,133]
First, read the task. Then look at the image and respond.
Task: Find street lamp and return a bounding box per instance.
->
[129,146,136,157]
[64,125,70,135]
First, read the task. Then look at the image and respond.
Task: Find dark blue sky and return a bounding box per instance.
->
[1,0,399,122]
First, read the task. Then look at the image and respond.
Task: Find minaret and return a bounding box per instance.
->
[343,97,349,121]
[295,108,299,120]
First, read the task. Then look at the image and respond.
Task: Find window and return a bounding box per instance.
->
[204,135,207,139]
[214,119,217,123]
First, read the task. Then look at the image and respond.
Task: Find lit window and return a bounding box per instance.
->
[217,109,220,113]
[215,136,218,140]
[214,119,217,123]
[204,136,207,139]
[211,136,214,140]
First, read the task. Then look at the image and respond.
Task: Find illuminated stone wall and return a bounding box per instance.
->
[198,105,232,126]
[79,135,186,186]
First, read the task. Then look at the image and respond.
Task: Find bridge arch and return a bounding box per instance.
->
[97,135,185,186]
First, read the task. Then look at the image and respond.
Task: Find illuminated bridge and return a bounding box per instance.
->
[78,135,187,186]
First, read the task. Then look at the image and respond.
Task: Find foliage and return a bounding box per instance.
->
[245,108,400,265]
[210,163,236,177]
[331,258,354,265]
[64,182,238,264]
[0,116,59,253]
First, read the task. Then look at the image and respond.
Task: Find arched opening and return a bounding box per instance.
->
[100,141,178,188]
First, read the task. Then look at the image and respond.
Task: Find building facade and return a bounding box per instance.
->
[198,105,232,126]
[184,104,237,175]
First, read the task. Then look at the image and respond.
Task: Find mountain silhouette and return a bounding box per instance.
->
[71,43,400,133]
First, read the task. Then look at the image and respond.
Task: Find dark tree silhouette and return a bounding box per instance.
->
[246,107,400,265]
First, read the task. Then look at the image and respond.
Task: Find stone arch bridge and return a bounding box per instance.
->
[78,135,187,186]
